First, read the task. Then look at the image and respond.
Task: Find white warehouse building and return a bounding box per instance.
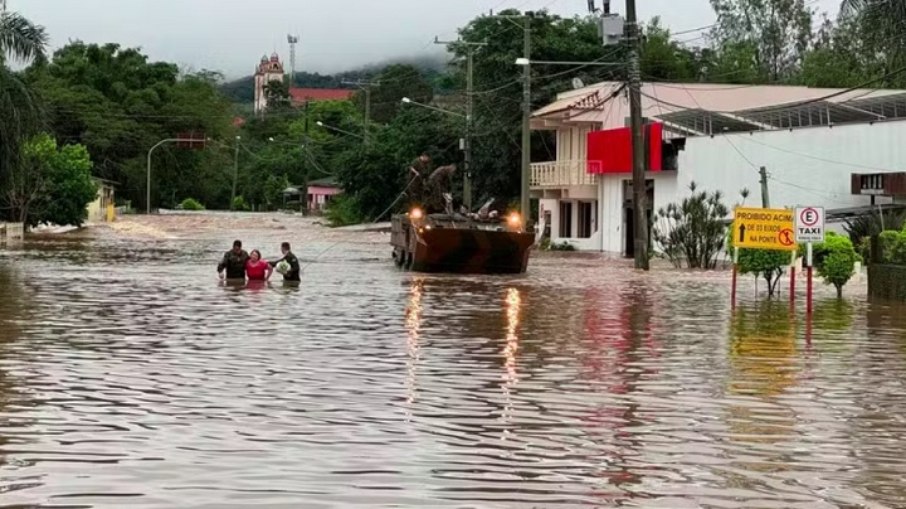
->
[531,81,906,256]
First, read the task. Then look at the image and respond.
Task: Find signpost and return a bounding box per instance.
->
[731,207,796,309]
[732,207,797,251]
[796,207,825,315]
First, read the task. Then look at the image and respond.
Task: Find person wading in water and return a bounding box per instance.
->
[218,240,249,281]
[269,242,301,284]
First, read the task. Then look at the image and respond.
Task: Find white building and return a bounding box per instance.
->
[531,81,906,255]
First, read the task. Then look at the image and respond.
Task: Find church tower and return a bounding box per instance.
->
[254,53,285,115]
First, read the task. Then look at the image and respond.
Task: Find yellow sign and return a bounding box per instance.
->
[733,207,796,251]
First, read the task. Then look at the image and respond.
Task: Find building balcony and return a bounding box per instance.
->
[530,160,598,191]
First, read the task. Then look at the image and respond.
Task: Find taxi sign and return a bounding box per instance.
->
[733,207,796,251]
[795,206,825,243]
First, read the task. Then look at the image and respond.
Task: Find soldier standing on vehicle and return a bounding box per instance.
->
[425,164,457,214]
[406,153,432,205]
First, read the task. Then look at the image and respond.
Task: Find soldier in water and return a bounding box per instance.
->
[218,239,249,281]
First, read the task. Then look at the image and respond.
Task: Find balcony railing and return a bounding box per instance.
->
[530,160,597,188]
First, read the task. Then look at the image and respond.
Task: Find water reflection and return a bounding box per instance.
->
[404,277,423,413]
[499,287,521,437]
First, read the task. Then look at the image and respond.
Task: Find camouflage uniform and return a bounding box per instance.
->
[407,156,432,206]
[425,165,456,214]
[218,249,250,280]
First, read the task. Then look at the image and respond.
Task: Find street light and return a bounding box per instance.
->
[400,97,466,118]
[515,58,624,67]
[315,120,366,141]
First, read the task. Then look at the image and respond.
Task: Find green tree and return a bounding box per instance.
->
[452,9,615,204]
[10,134,96,228]
[841,0,906,86]
[335,106,460,220]
[813,232,858,298]
[640,18,701,81]
[25,42,235,210]
[0,11,47,220]
[709,0,814,82]
[264,79,292,111]
[361,64,434,124]
[798,15,870,87]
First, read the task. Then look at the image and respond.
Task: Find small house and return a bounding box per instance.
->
[307,177,343,213]
[86,178,116,223]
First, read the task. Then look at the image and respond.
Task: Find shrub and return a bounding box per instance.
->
[813,232,858,298]
[549,241,577,251]
[844,209,906,244]
[737,248,791,298]
[654,182,729,269]
[325,194,363,227]
[232,196,250,211]
[178,198,205,211]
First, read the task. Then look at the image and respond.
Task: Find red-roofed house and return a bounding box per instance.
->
[289,88,355,105]
[254,53,355,115]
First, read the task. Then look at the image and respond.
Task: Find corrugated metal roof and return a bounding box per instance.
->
[533,81,906,135]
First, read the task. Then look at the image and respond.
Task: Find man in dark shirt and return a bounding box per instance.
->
[406,153,432,205]
[218,239,249,280]
[269,242,301,283]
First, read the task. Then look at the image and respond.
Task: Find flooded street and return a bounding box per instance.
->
[1,212,905,508]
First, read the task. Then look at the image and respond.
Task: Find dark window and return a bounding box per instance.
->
[559,201,573,238]
[578,202,594,239]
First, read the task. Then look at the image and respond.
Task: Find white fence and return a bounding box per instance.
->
[530,160,597,188]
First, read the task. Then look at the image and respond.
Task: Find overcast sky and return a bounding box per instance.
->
[14,0,842,79]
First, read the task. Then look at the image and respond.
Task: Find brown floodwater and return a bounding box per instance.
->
[1,213,905,508]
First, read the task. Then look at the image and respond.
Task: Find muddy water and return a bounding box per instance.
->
[1,213,905,508]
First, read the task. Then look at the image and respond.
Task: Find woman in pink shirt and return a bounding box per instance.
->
[245,250,272,281]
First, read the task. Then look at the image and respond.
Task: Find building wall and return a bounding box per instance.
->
[594,120,906,253]
[86,183,115,223]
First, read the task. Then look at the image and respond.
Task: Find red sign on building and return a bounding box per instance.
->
[586,123,663,174]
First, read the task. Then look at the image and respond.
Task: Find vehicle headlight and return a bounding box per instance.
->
[409,207,423,221]
[507,212,522,228]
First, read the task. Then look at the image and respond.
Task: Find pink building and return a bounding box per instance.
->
[307,177,343,213]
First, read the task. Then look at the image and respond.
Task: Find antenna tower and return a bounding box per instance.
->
[287,34,300,86]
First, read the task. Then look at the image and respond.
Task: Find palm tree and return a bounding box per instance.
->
[0,11,47,222]
[0,11,48,64]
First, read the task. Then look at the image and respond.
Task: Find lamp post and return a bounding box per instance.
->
[146,137,206,214]
[315,120,367,141]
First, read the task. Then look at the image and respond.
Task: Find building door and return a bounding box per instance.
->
[559,201,573,239]
[623,180,654,258]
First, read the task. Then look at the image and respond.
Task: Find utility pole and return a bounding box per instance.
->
[520,13,532,221]
[434,37,486,211]
[231,136,241,210]
[342,80,379,144]
[625,0,648,270]
[759,166,770,207]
